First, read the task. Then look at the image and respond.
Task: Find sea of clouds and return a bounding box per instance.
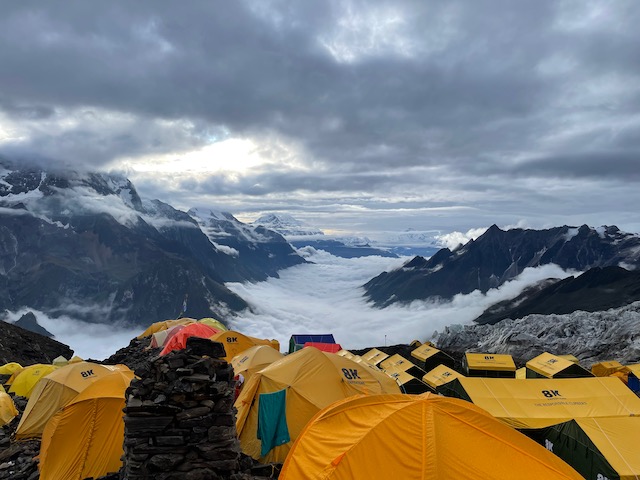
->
[5,248,574,359]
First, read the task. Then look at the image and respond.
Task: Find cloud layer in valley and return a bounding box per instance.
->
[3,249,574,359]
[1,2,640,234]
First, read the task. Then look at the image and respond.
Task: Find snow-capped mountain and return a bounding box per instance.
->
[253,212,398,258]
[252,213,324,237]
[434,301,640,366]
[0,160,304,327]
[364,224,640,307]
[188,208,306,279]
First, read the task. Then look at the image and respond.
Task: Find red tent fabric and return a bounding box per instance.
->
[303,342,342,353]
[160,323,220,356]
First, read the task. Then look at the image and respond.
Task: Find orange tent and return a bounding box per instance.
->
[281,393,584,480]
[160,323,220,355]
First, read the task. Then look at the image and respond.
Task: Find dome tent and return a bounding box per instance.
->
[231,345,284,383]
[38,370,134,480]
[0,392,17,426]
[280,393,583,480]
[210,330,278,362]
[9,364,59,398]
[16,362,133,440]
[235,347,400,463]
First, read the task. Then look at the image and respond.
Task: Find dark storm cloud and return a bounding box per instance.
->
[1,0,639,232]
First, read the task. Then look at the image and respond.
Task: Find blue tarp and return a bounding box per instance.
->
[257,389,290,457]
[289,334,336,353]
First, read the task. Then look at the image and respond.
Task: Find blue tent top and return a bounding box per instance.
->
[289,334,336,353]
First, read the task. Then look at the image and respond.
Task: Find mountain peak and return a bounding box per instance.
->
[253,212,324,237]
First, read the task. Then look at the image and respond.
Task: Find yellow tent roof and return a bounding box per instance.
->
[231,345,284,382]
[591,360,628,377]
[526,352,579,377]
[136,318,196,338]
[360,348,389,366]
[52,356,68,366]
[68,356,84,364]
[516,367,527,379]
[411,344,442,363]
[0,392,18,427]
[16,362,133,440]
[210,330,277,362]
[335,349,353,358]
[280,393,583,480]
[574,417,640,479]
[380,354,412,371]
[441,377,640,429]
[465,352,516,372]
[557,354,579,363]
[9,364,59,398]
[422,365,465,389]
[0,362,23,375]
[235,348,400,463]
[198,317,228,331]
[38,370,134,480]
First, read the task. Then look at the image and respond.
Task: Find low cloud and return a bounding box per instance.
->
[2,251,574,359]
[4,308,140,361]
[435,227,488,250]
[225,249,574,350]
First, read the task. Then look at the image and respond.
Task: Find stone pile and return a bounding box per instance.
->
[122,337,276,480]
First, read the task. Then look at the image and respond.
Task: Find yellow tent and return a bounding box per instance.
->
[16,362,133,440]
[0,362,23,375]
[0,391,18,426]
[9,364,59,398]
[422,364,465,389]
[590,360,629,377]
[464,352,516,378]
[52,356,69,367]
[38,370,134,480]
[235,347,400,463]
[379,353,413,371]
[198,317,228,331]
[280,393,583,480]
[438,377,640,429]
[136,318,196,338]
[360,348,389,366]
[526,352,593,378]
[231,345,284,383]
[68,356,84,364]
[411,344,456,372]
[538,416,640,480]
[210,330,277,362]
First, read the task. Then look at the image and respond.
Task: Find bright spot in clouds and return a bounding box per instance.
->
[122,138,270,175]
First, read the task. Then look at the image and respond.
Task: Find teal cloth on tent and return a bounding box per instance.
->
[257,388,290,457]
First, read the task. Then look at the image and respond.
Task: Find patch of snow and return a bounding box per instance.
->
[212,243,240,257]
[563,227,580,241]
[435,227,488,250]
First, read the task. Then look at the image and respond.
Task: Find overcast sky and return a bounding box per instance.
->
[1,1,639,235]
